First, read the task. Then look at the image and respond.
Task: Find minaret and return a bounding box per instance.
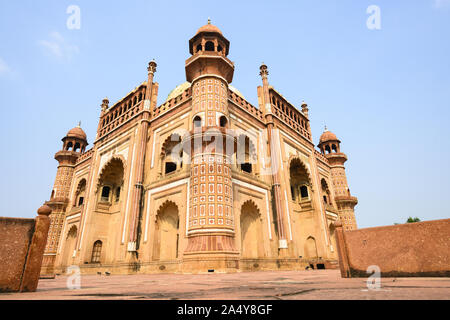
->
[41,124,88,274]
[317,128,358,230]
[182,20,239,271]
[128,59,157,253]
[259,63,288,252]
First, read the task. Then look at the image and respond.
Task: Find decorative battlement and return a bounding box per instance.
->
[75,148,94,165]
[314,150,329,165]
[152,86,191,118]
[97,85,147,138]
[269,89,311,141]
[228,91,264,122]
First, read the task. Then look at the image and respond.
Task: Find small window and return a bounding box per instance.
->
[300,186,309,198]
[101,186,111,202]
[165,162,177,174]
[193,116,202,128]
[78,196,84,206]
[196,44,202,52]
[205,41,214,51]
[217,45,223,53]
[323,195,327,204]
[291,186,296,201]
[240,163,252,173]
[66,142,73,151]
[332,144,337,153]
[219,116,228,128]
[91,240,102,263]
[325,145,331,154]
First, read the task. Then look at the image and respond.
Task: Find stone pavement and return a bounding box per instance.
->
[1,270,449,300]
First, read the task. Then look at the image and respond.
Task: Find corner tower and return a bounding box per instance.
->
[318,128,357,230]
[182,20,239,272]
[42,124,88,274]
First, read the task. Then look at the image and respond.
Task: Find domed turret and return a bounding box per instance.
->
[318,127,340,154]
[195,19,223,35]
[66,125,87,141]
[62,123,88,153]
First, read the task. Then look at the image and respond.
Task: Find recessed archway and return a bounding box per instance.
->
[153,201,179,261]
[62,225,78,268]
[240,200,263,259]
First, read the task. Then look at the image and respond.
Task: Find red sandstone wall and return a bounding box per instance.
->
[0,217,35,292]
[335,219,450,277]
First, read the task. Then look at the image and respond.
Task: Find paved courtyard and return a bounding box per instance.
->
[1,270,449,300]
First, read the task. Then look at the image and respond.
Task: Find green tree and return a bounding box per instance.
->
[406,217,421,223]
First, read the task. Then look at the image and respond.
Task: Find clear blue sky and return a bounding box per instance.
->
[1,1,449,228]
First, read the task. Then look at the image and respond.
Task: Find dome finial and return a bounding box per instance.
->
[77,121,81,128]
[208,17,211,24]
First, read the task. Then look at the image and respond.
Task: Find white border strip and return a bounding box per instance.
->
[284,190,293,241]
[144,178,190,242]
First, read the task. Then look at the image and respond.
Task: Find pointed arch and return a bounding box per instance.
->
[96,155,126,192]
[289,157,313,203]
[74,178,87,206]
[153,200,180,261]
[304,236,318,259]
[240,199,263,259]
[160,133,182,157]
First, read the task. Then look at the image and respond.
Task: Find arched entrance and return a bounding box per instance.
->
[240,200,263,259]
[153,201,179,261]
[62,225,78,268]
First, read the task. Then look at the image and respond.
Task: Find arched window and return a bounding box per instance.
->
[290,158,311,203]
[219,115,228,128]
[74,142,81,152]
[196,44,202,52]
[97,158,124,210]
[325,145,331,154]
[91,240,102,263]
[66,142,73,151]
[217,45,223,54]
[101,186,111,202]
[332,144,337,153]
[205,41,214,51]
[193,116,202,128]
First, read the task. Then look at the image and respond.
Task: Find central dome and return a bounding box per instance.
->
[166,82,245,102]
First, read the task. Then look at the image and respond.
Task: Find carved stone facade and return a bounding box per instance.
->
[41,21,358,275]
